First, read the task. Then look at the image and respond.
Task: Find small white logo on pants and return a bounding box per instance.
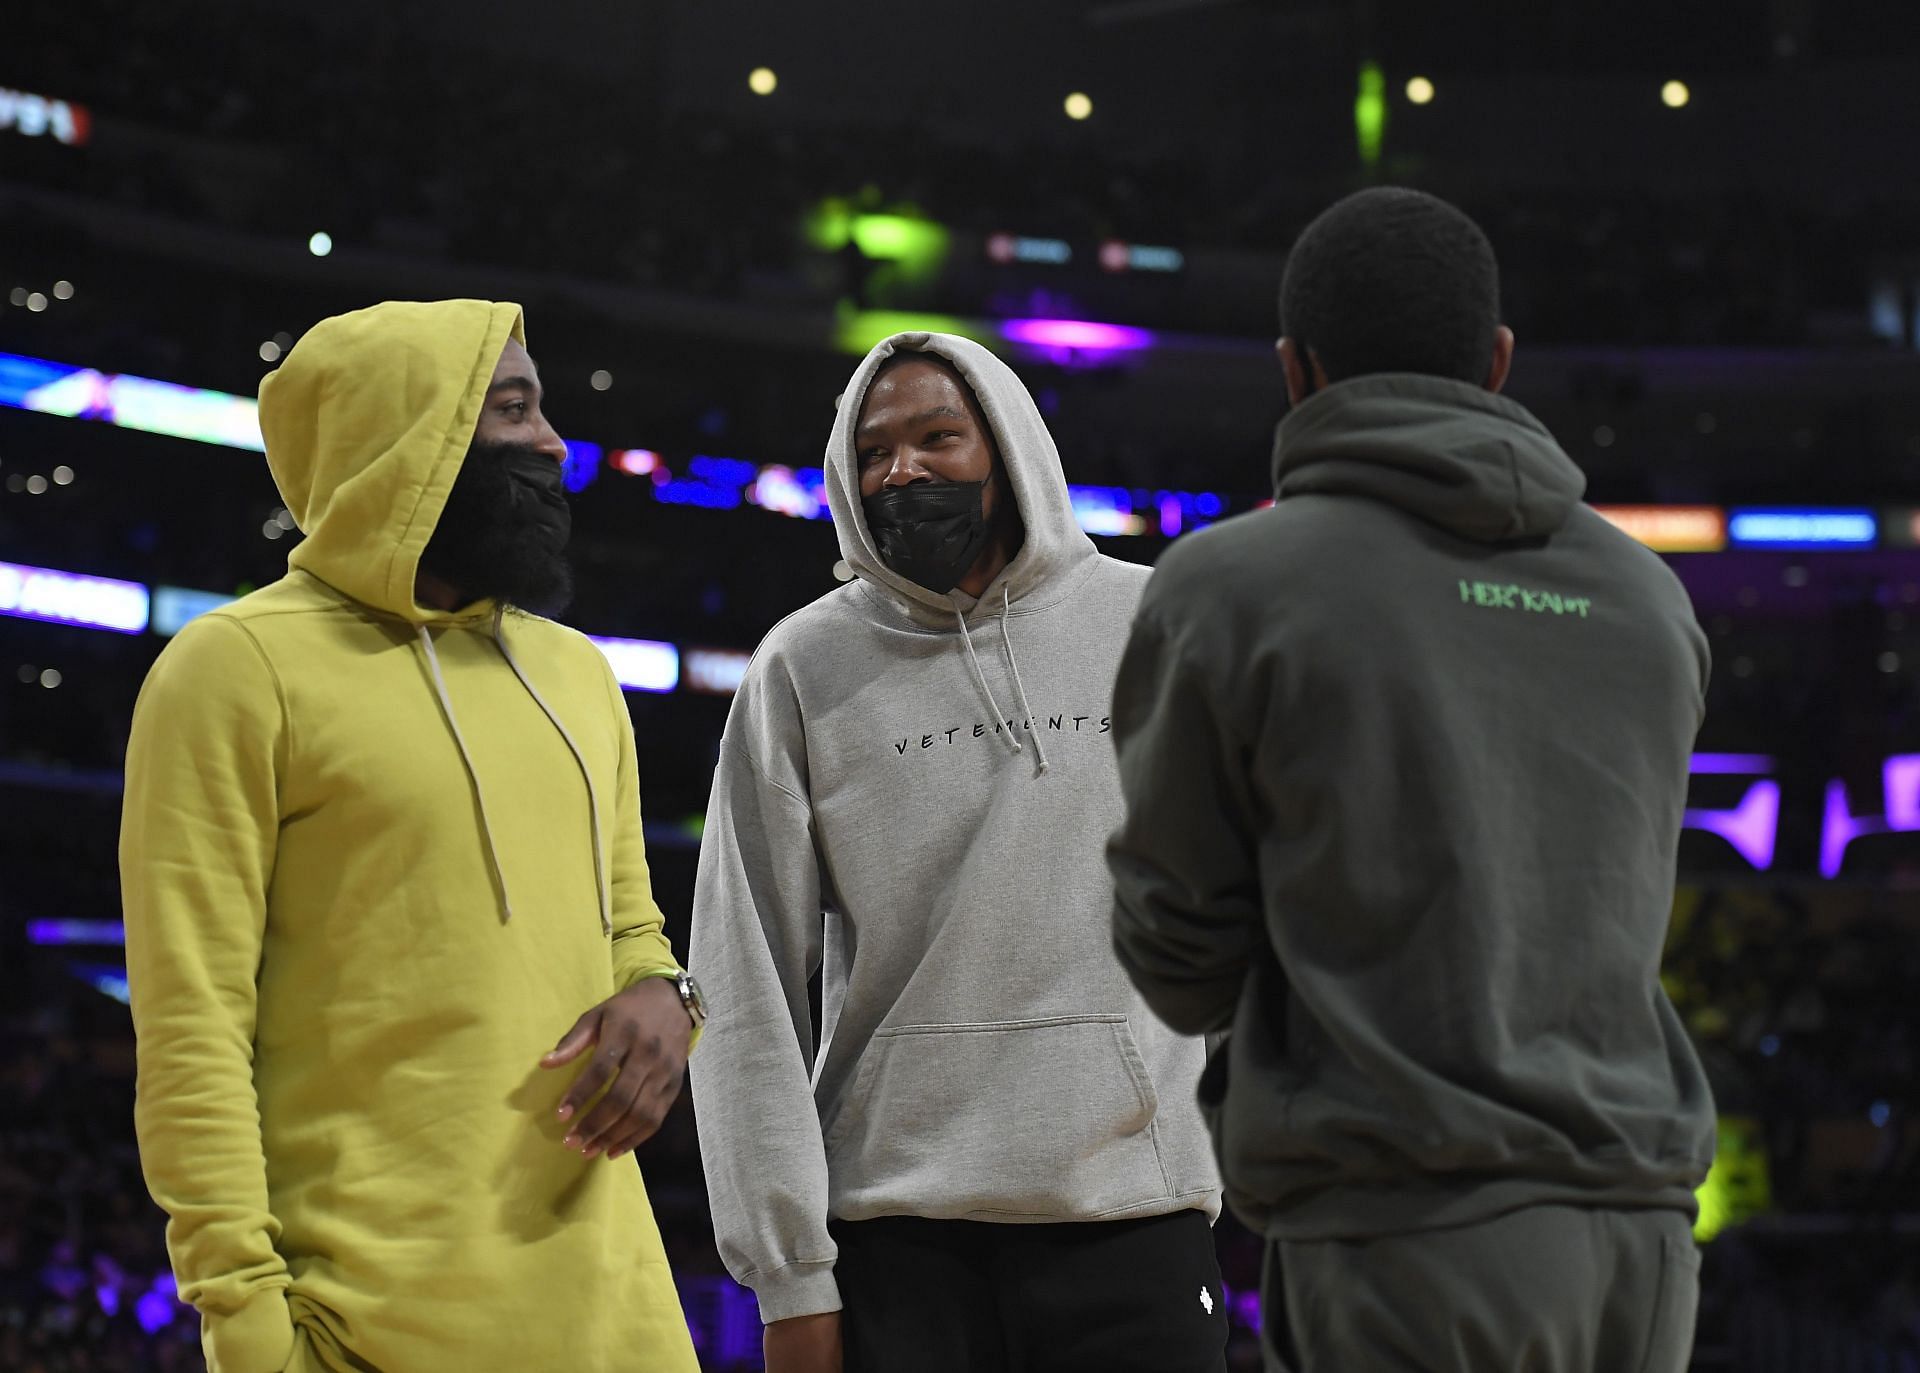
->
[1199,1285,1214,1315]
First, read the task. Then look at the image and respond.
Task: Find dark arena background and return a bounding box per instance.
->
[5,1,1920,1368]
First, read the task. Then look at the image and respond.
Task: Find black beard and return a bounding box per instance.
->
[419,440,574,617]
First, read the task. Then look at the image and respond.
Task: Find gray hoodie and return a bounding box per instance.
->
[689,332,1220,1324]
[1109,372,1716,1243]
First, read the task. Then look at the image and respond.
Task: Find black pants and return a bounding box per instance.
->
[833,1210,1229,1373]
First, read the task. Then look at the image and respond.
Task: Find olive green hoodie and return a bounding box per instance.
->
[120,300,697,1373]
[1110,373,1715,1243]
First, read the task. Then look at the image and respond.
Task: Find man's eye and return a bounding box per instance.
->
[860,448,888,463]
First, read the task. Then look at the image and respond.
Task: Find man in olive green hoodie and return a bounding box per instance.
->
[1109,190,1715,1372]
[121,300,703,1373]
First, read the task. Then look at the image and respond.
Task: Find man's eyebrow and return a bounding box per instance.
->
[856,404,968,439]
[487,375,541,397]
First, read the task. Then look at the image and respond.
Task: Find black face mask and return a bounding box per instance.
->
[862,478,997,596]
[419,440,574,616]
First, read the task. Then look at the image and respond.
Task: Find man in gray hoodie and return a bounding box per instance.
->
[690,333,1224,1373]
[1108,189,1716,1372]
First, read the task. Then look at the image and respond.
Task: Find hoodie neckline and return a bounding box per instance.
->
[1271,372,1587,545]
[292,567,502,630]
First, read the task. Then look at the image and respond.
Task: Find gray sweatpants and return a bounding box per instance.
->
[1263,1205,1701,1373]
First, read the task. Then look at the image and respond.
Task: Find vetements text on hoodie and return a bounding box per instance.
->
[894,713,1113,754]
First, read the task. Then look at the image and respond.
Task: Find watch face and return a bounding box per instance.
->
[680,972,708,1023]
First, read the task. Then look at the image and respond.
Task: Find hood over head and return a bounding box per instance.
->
[1273,372,1586,544]
[825,332,1093,622]
[260,298,526,622]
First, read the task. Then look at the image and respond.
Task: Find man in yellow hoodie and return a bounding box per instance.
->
[120,299,704,1373]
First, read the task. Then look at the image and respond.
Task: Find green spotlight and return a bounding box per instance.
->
[850,214,951,284]
[1694,1115,1772,1242]
[1355,61,1387,168]
[804,197,854,252]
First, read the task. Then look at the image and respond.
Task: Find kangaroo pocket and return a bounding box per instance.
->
[825,1013,1175,1221]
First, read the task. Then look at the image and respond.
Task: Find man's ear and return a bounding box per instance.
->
[1486,326,1516,395]
[1278,337,1308,406]
[1278,338,1329,404]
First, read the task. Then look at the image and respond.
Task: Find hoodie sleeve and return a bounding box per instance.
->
[1107,597,1266,1037]
[119,615,298,1373]
[599,659,689,1004]
[687,661,840,1324]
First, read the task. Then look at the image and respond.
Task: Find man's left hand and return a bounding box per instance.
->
[541,978,691,1160]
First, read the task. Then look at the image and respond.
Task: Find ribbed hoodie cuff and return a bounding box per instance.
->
[750,1259,843,1324]
[202,1289,296,1373]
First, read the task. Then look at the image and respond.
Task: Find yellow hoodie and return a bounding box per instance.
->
[120,300,699,1373]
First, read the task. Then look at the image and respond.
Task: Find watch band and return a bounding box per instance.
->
[672,969,708,1030]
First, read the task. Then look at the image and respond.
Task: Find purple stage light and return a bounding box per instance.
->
[1886,754,1920,830]
[1820,753,1920,878]
[1684,781,1781,871]
[1689,753,1776,775]
[0,559,149,633]
[28,919,126,946]
[999,318,1154,352]
[135,1273,181,1335]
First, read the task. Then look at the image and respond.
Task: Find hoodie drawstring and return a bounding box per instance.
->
[997,586,1050,776]
[413,611,614,935]
[951,588,1049,777]
[953,602,1020,759]
[417,623,516,923]
[492,609,612,936]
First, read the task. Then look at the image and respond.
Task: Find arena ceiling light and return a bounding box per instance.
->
[3,347,1889,555]
[1662,80,1691,109]
[1064,92,1093,121]
[0,86,90,146]
[152,586,236,637]
[0,560,149,634]
[749,67,778,96]
[1592,505,1726,552]
[1405,76,1435,106]
[1726,507,1876,550]
[0,350,265,450]
[684,648,753,696]
[986,234,1073,266]
[588,636,680,693]
[1097,240,1185,274]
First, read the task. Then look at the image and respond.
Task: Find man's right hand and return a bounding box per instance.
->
[764,1311,843,1373]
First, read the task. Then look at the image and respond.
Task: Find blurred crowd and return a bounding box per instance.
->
[6,882,1920,1370]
